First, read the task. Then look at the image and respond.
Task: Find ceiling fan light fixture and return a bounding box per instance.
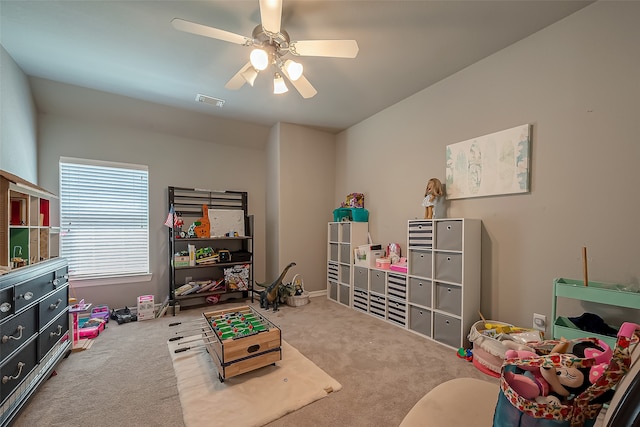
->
[250,48,269,70]
[241,66,259,86]
[284,59,303,81]
[273,72,288,94]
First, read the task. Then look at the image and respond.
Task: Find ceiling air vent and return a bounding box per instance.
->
[195,94,225,107]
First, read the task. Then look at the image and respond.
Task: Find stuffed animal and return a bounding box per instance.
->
[504,340,615,407]
[537,341,615,406]
[504,350,550,399]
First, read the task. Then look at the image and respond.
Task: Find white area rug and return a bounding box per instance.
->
[168,336,342,427]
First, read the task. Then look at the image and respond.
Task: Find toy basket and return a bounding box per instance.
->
[286,274,309,307]
[493,322,640,427]
[468,319,514,377]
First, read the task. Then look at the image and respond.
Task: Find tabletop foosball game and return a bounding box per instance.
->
[202,305,281,382]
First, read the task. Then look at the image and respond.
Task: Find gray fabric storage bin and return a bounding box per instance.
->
[339,284,350,305]
[435,282,462,316]
[370,269,386,294]
[409,305,432,337]
[436,220,462,251]
[408,277,432,307]
[409,249,432,278]
[434,252,462,283]
[353,266,368,290]
[433,313,462,348]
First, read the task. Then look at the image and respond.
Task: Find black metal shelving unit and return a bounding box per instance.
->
[168,186,253,315]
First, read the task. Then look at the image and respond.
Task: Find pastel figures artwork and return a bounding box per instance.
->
[422,178,444,219]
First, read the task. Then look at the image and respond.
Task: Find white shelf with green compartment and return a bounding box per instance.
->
[551,277,640,349]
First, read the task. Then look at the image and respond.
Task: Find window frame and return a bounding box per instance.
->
[59,156,151,286]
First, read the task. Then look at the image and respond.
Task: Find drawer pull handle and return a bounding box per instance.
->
[49,299,63,310]
[447,225,452,230]
[447,288,452,293]
[2,362,26,384]
[50,325,63,338]
[247,344,260,353]
[2,325,25,343]
[19,292,34,301]
[0,302,11,313]
[447,257,451,261]
[53,278,61,286]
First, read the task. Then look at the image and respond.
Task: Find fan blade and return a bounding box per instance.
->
[290,40,359,58]
[225,62,253,90]
[259,0,282,35]
[172,18,252,46]
[280,67,317,99]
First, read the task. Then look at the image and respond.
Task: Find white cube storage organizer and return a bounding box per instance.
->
[327,218,481,350]
[326,222,368,307]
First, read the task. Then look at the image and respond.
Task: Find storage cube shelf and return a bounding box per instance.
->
[326,218,481,350]
[1,170,60,271]
[326,222,368,308]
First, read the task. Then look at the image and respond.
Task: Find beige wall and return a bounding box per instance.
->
[0,46,38,181]
[36,109,269,309]
[264,122,336,293]
[3,1,639,332]
[265,124,281,283]
[278,123,335,292]
[335,1,640,330]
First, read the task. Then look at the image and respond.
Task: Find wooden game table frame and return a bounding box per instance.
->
[202,305,282,382]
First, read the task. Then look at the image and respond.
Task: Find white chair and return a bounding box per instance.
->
[400,342,639,427]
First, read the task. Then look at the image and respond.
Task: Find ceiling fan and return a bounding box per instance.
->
[172,0,359,99]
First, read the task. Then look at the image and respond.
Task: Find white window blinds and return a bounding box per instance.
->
[59,157,149,279]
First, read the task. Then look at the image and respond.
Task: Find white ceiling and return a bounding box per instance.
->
[1,0,593,134]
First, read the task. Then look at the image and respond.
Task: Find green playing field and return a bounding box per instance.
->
[209,311,268,340]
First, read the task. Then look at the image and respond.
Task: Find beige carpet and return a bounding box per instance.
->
[168,336,342,427]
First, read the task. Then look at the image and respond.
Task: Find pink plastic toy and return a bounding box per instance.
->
[90,305,110,323]
[78,318,106,339]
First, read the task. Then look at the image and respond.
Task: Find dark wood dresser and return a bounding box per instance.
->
[0,258,70,426]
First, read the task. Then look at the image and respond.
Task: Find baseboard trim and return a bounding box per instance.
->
[308,290,327,298]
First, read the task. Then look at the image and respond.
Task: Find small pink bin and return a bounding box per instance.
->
[389,264,407,273]
[376,258,391,269]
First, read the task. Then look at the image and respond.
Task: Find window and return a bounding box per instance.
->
[59,157,149,280]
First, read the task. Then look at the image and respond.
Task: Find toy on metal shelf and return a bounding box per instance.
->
[194,204,210,238]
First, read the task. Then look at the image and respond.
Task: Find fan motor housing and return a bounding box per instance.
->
[252,25,290,54]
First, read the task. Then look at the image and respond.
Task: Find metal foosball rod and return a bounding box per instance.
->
[173,333,214,345]
[168,319,208,327]
[169,326,208,337]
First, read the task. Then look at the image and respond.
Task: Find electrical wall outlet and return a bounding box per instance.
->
[533,313,546,331]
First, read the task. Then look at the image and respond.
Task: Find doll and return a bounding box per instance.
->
[422,178,444,219]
